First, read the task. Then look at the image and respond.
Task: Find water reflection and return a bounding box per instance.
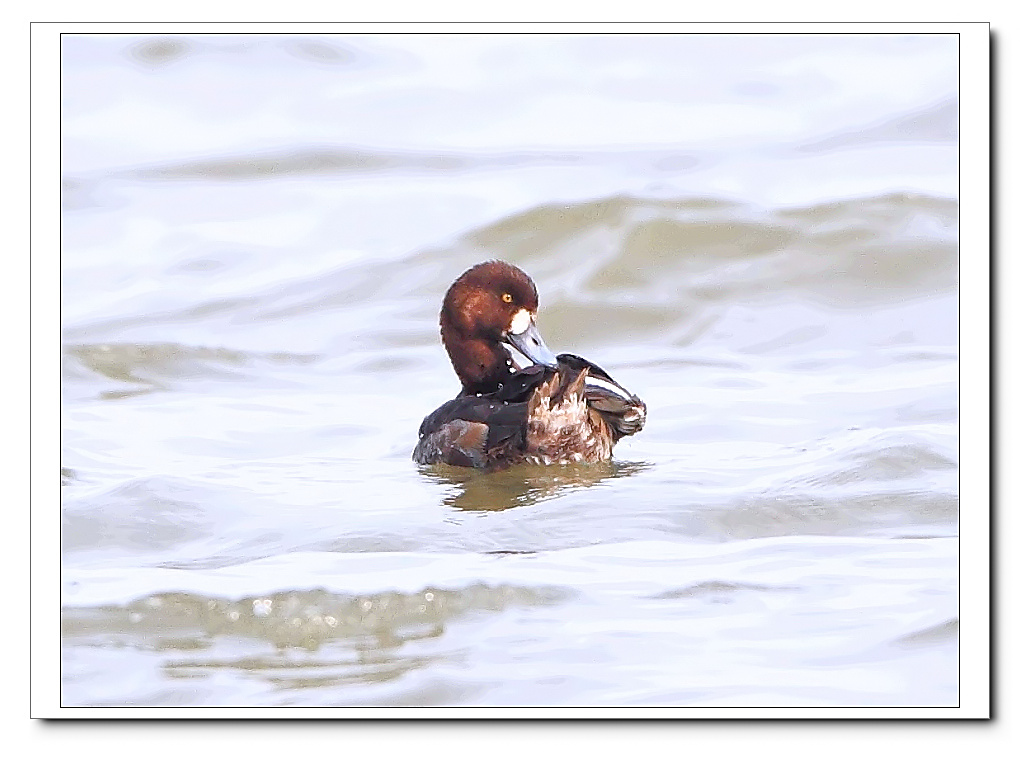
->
[422,460,652,511]
[62,584,565,702]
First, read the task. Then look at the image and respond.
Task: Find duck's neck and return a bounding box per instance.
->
[442,329,515,396]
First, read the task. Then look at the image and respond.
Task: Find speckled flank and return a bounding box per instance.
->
[525,375,614,464]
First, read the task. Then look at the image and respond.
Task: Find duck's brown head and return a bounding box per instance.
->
[439,260,558,395]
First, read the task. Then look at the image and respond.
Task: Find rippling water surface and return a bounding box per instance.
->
[60,33,959,709]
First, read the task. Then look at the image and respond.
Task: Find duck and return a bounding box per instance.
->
[413,260,646,469]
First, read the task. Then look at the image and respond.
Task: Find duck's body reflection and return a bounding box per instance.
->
[420,460,651,511]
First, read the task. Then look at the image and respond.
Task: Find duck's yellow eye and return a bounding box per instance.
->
[502,293,513,303]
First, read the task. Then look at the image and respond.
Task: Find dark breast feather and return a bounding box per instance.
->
[416,365,551,440]
[414,366,553,467]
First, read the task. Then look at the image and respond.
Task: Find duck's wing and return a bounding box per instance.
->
[556,353,647,440]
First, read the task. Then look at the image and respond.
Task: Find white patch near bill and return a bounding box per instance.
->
[509,308,531,336]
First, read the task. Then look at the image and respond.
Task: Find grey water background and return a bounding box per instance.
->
[60,34,959,708]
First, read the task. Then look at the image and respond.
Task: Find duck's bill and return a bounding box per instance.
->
[505,321,558,367]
